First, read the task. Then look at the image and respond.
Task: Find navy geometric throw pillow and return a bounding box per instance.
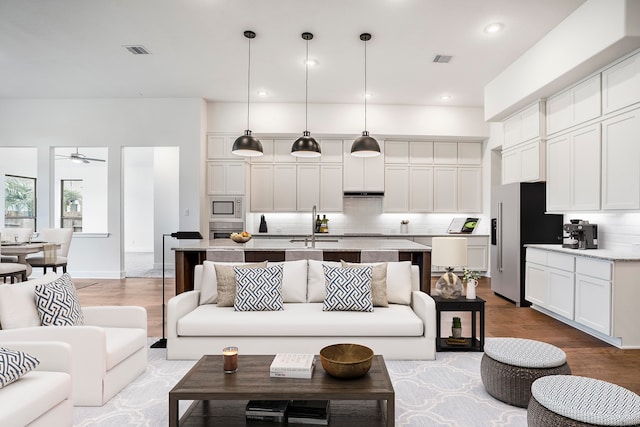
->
[322,265,373,312]
[0,347,39,389]
[34,273,84,326]
[234,264,284,311]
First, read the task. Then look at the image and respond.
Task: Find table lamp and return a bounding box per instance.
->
[431,237,467,299]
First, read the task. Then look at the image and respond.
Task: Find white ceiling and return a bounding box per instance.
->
[0,0,585,108]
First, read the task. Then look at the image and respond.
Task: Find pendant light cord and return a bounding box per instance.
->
[363,37,368,132]
[246,36,251,130]
[305,37,309,132]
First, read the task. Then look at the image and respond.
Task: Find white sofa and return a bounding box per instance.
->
[0,341,73,426]
[167,260,436,360]
[0,273,148,406]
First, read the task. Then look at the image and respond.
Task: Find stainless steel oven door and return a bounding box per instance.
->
[209,221,244,240]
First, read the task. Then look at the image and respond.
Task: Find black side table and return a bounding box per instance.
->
[433,295,485,352]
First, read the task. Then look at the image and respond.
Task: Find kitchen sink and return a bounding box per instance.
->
[289,238,340,243]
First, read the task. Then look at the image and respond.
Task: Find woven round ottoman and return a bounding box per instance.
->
[480,337,571,407]
[528,375,640,426]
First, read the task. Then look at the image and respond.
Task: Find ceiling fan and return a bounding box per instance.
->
[56,148,106,164]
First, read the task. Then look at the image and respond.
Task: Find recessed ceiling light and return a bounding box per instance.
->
[484,22,504,34]
[440,95,452,101]
[256,90,269,97]
[305,58,319,66]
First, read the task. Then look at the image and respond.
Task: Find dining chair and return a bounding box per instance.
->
[206,249,245,263]
[0,227,33,263]
[284,249,323,261]
[0,233,28,283]
[26,228,74,273]
[360,250,399,263]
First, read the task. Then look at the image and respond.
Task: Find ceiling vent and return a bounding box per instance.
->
[124,45,151,55]
[433,54,452,63]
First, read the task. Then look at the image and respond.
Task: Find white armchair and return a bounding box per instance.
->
[0,341,73,426]
[0,274,148,406]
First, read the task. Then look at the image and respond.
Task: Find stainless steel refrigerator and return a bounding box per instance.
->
[491,182,563,306]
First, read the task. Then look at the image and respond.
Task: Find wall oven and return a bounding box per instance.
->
[209,220,245,240]
[209,196,244,221]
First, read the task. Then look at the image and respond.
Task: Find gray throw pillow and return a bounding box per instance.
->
[216,261,266,307]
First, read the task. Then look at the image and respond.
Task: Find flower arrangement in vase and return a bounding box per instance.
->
[462,268,480,299]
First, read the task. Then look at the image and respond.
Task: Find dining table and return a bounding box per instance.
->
[0,241,61,277]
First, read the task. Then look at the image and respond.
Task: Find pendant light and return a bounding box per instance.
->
[232,30,263,157]
[351,33,381,157]
[291,32,321,158]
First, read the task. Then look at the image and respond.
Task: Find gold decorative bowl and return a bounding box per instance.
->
[230,233,251,243]
[319,343,374,379]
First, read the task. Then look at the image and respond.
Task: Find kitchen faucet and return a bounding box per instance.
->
[311,205,317,248]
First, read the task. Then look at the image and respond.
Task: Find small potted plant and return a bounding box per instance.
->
[452,317,462,338]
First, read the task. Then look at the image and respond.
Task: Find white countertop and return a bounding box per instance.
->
[250,232,489,238]
[525,244,640,262]
[175,238,431,252]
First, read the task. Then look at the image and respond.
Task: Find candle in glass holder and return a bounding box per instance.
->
[223,346,238,373]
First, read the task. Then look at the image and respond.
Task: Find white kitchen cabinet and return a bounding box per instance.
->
[525,249,575,318]
[384,166,410,212]
[602,52,640,115]
[503,102,544,149]
[296,139,343,163]
[457,167,482,213]
[273,165,297,211]
[207,162,245,195]
[250,139,274,163]
[433,167,457,212]
[525,262,548,307]
[409,141,433,164]
[501,140,545,184]
[546,74,601,135]
[342,140,384,192]
[457,143,482,165]
[434,142,457,164]
[250,164,274,211]
[297,165,320,211]
[546,124,600,212]
[207,135,236,160]
[384,141,409,164]
[274,140,295,163]
[547,268,575,320]
[575,273,611,335]
[409,166,433,212]
[601,109,640,210]
[320,165,343,212]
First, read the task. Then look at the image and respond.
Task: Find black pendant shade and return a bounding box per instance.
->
[233,30,263,157]
[291,32,321,158]
[291,130,321,158]
[351,131,381,158]
[232,130,263,157]
[351,33,380,157]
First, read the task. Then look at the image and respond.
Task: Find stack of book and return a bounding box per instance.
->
[287,400,330,425]
[245,400,289,423]
[269,353,316,379]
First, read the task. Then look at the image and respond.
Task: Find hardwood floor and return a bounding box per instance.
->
[76,276,640,394]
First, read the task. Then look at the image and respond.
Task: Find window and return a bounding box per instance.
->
[4,174,36,230]
[61,179,83,232]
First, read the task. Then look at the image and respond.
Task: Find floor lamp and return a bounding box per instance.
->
[151,231,203,349]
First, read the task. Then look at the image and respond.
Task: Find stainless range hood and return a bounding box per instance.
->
[343,191,384,198]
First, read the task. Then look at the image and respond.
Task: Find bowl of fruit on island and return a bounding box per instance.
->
[230,231,252,243]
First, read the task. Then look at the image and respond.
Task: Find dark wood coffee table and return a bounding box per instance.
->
[169,354,394,426]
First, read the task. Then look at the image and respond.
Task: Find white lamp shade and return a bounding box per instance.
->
[431,237,467,268]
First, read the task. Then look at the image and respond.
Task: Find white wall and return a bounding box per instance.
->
[485,0,640,121]
[123,147,155,252]
[0,98,205,278]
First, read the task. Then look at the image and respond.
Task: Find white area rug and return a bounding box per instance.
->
[74,342,526,426]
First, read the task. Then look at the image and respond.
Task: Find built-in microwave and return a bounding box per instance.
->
[209,196,244,221]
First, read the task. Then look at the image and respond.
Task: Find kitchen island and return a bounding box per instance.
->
[173,238,432,295]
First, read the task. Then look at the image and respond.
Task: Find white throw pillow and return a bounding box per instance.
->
[234,264,284,311]
[0,272,60,329]
[199,261,267,305]
[0,347,39,389]
[386,261,413,305]
[322,265,373,312]
[267,260,307,303]
[307,259,341,302]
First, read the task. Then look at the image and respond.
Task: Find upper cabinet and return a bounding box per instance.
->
[602,52,640,115]
[206,135,246,195]
[546,75,601,136]
[503,102,545,150]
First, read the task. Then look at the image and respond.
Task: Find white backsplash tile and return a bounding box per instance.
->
[248,197,490,236]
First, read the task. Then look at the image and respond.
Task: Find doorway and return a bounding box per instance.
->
[123,147,179,277]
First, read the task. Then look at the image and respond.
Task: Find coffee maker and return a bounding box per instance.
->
[563,219,598,249]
